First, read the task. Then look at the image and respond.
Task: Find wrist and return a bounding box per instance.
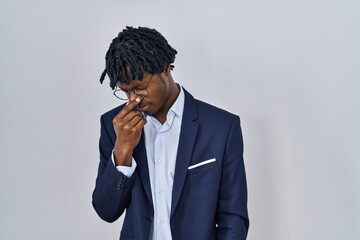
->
[113,144,133,167]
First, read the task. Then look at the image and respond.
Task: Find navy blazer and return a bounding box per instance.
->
[92,88,249,240]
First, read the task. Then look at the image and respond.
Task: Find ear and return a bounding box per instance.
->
[162,64,171,75]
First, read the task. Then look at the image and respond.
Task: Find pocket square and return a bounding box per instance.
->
[188,158,216,170]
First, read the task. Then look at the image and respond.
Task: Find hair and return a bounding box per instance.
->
[99,26,178,90]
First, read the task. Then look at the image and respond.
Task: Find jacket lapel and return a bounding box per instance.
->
[133,132,153,205]
[171,89,199,217]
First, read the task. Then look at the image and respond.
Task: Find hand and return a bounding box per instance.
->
[112,97,147,166]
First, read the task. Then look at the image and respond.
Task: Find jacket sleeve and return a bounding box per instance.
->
[92,114,135,223]
[216,116,250,239]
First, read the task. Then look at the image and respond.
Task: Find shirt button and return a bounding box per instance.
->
[159,219,164,224]
[159,189,164,194]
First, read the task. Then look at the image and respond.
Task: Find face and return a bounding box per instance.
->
[118,69,177,121]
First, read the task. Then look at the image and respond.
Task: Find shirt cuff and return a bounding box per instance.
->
[111,153,137,177]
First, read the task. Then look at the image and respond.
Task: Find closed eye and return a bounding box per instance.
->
[136,85,146,90]
[118,85,145,93]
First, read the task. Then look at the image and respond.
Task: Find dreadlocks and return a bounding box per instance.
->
[99,26,178,90]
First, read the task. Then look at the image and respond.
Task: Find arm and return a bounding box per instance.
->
[92,114,134,222]
[216,116,249,239]
[92,98,146,222]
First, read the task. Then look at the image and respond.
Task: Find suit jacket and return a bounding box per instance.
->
[92,88,249,240]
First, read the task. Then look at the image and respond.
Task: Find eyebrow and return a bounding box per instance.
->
[118,81,146,92]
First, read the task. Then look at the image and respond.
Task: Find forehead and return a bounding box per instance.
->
[118,79,142,89]
[117,71,152,89]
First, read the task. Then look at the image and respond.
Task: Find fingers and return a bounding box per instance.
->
[118,97,141,119]
[121,110,142,124]
[134,117,147,130]
[121,112,145,130]
[112,97,147,148]
[113,98,146,132]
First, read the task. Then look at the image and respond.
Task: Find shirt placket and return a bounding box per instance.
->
[154,128,167,239]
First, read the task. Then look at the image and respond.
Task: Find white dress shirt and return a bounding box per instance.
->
[114,86,185,240]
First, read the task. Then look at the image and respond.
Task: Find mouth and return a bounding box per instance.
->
[137,104,150,112]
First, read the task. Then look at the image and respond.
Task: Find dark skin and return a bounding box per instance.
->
[112,65,180,167]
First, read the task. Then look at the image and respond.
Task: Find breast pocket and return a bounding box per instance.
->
[188,158,217,175]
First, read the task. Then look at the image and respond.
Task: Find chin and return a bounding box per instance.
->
[144,107,160,118]
[141,107,154,116]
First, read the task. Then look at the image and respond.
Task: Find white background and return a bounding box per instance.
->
[0,0,359,239]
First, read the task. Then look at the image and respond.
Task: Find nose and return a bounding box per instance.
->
[129,90,144,102]
[129,90,138,102]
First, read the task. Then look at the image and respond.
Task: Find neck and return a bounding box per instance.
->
[154,81,180,124]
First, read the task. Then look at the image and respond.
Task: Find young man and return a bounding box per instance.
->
[92,26,249,240]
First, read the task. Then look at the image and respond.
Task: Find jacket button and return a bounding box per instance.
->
[146,215,153,221]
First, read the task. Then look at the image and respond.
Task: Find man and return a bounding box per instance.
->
[92,26,249,240]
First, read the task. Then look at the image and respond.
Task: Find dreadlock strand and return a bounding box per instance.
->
[99,26,177,88]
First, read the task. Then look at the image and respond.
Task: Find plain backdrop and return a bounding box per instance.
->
[0,0,359,240]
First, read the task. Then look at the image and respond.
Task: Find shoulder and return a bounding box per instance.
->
[195,98,238,120]
[193,99,241,136]
[183,88,240,123]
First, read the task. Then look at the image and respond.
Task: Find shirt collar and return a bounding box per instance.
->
[147,84,184,130]
[169,84,184,119]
